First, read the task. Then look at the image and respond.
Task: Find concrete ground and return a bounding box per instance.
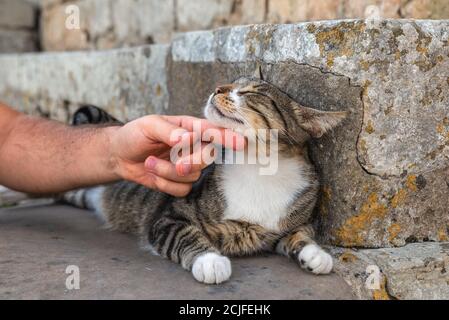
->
[0,204,354,300]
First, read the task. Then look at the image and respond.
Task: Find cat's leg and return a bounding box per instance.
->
[275,225,333,274]
[204,219,279,256]
[147,217,231,284]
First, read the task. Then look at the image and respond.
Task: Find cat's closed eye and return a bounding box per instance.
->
[237,90,256,96]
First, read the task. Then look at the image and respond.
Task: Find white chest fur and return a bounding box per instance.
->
[219,156,309,231]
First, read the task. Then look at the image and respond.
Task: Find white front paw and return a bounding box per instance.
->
[298,244,333,274]
[192,252,232,284]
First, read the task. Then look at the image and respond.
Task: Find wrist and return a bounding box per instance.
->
[0,105,22,150]
[101,126,122,181]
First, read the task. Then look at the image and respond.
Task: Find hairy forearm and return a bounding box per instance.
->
[0,110,120,194]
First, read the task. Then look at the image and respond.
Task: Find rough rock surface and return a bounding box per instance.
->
[332,242,449,299]
[169,19,449,248]
[1,20,448,248]
[39,0,449,51]
[41,0,175,50]
[0,0,36,29]
[0,29,37,53]
[0,0,38,53]
[0,45,169,121]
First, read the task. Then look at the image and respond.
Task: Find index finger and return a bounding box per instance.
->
[162,115,246,151]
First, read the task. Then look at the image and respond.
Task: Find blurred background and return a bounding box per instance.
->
[1,0,449,53]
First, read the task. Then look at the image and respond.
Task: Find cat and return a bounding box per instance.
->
[63,69,346,284]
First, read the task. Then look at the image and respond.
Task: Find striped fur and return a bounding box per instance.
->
[63,75,346,283]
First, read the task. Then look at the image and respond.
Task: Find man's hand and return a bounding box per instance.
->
[106,115,245,197]
[0,102,244,196]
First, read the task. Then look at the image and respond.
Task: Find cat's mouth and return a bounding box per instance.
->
[210,104,244,125]
[205,96,245,128]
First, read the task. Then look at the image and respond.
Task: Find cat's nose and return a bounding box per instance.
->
[215,86,225,95]
[215,85,231,95]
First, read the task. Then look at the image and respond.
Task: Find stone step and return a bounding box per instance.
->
[331,242,449,299]
[0,204,354,299]
[0,20,448,248]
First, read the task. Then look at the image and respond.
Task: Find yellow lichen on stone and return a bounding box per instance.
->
[361,80,371,103]
[387,223,401,242]
[372,277,390,300]
[245,26,274,56]
[326,52,335,67]
[438,228,448,241]
[416,44,429,56]
[314,26,345,55]
[311,22,365,68]
[391,189,407,208]
[408,163,417,169]
[155,84,162,96]
[339,251,358,263]
[360,60,370,71]
[365,120,375,134]
[436,118,449,136]
[359,138,367,153]
[406,175,417,192]
[335,193,387,247]
[424,120,449,160]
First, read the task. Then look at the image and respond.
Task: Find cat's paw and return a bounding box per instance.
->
[192,252,232,284]
[298,244,333,274]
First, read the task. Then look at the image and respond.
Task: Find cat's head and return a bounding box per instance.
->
[204,67,347,146]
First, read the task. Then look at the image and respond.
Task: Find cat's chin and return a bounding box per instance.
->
[204,104,243,131]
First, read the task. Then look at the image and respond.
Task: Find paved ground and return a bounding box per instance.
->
[0,204,354,300]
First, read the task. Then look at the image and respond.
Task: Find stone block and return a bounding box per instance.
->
[41,0,174,51]
[0,29,37,53]
[176,0,234,31]
[40,0,90,51]
[170,20,449,247]
[344,0,401,18]
[0,0,36,28]
[332,242,449,299]
[400,0,449,19]
[0,45,169,121]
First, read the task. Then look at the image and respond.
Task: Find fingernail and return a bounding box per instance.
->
[170,129,188,144]
[181,132,193,144]
[181,162,191,176]
[145,157,157,171]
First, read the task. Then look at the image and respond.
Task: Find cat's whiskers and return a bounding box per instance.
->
[237,105,299,146]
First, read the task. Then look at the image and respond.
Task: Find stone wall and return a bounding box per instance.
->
[0,0,38,53]
[1,20,448,248]
[39,0,449,51]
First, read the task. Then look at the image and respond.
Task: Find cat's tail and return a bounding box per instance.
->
[61,186,107,223]
[72,105,122,126]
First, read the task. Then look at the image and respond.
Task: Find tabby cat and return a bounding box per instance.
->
[64,70,346,284]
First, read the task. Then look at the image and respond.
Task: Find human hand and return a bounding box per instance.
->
[108,115,245,197]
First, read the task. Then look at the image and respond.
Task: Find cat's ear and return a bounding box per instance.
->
[293,103,347,138]
[252,64,264,80]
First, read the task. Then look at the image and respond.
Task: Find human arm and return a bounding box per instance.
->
[0,103,244,196]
